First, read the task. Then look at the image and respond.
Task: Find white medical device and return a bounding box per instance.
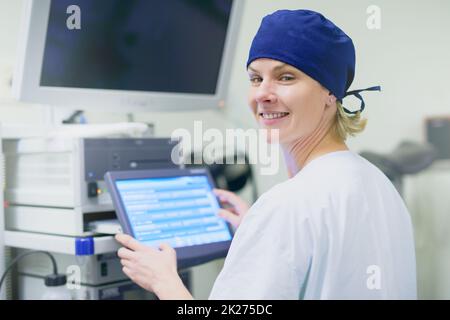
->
[3,137,180,236]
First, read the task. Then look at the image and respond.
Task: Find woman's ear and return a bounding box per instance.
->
[327,93,337,105]
[324,92,337,108]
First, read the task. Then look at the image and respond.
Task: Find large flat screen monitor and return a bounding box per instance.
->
[13,0,243,111]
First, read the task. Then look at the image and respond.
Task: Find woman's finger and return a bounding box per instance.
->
[115,233,145,251]
[117,247,135,260]
[213,188,237,201]
[217,209,240,227]
[213,189,248,209]
[122,266,135,280]
[120,259,133,268]
[159,243,175,253]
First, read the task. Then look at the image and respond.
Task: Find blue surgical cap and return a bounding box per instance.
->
[247,9,380,114]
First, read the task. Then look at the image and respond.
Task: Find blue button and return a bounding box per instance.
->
[75,237,94,256]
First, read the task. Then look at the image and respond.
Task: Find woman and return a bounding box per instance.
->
[115,9,417,299]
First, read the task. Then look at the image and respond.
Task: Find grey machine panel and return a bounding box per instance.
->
[84,138,180,182]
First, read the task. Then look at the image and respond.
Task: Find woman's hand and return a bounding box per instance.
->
[213,188,250,229]
[115,233,193,300]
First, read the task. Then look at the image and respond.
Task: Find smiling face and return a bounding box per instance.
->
[247,58,336,145]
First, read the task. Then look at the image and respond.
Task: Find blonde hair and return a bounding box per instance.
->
[332,101,367,141]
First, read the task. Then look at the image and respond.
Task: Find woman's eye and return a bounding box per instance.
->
[280,75,295,81]
[249,76,262,84]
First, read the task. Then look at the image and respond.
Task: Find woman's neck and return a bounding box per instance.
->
[282,124,348,177]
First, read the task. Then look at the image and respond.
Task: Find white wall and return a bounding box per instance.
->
[0,1,23,66]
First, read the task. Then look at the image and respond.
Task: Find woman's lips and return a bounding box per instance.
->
[258,112,290,126]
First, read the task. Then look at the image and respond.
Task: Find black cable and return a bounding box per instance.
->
[240,152,258,203]
[249,166,259,203]
[62,110,84,124]
[0,250,58,295]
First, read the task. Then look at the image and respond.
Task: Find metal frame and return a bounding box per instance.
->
[3,231,119,255]
[0,125,5,299]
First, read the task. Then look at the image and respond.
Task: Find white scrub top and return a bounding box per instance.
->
[209,150,417,299]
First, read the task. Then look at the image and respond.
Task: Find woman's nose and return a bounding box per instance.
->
[254,80,277,103]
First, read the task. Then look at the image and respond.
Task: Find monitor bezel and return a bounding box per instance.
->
[104,167,234,269]
[13,0,243,112]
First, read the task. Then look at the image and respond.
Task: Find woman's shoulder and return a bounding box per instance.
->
[292,150,388,191]
[256,150,390,209]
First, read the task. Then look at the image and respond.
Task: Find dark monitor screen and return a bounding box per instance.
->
[40,0,234,94]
